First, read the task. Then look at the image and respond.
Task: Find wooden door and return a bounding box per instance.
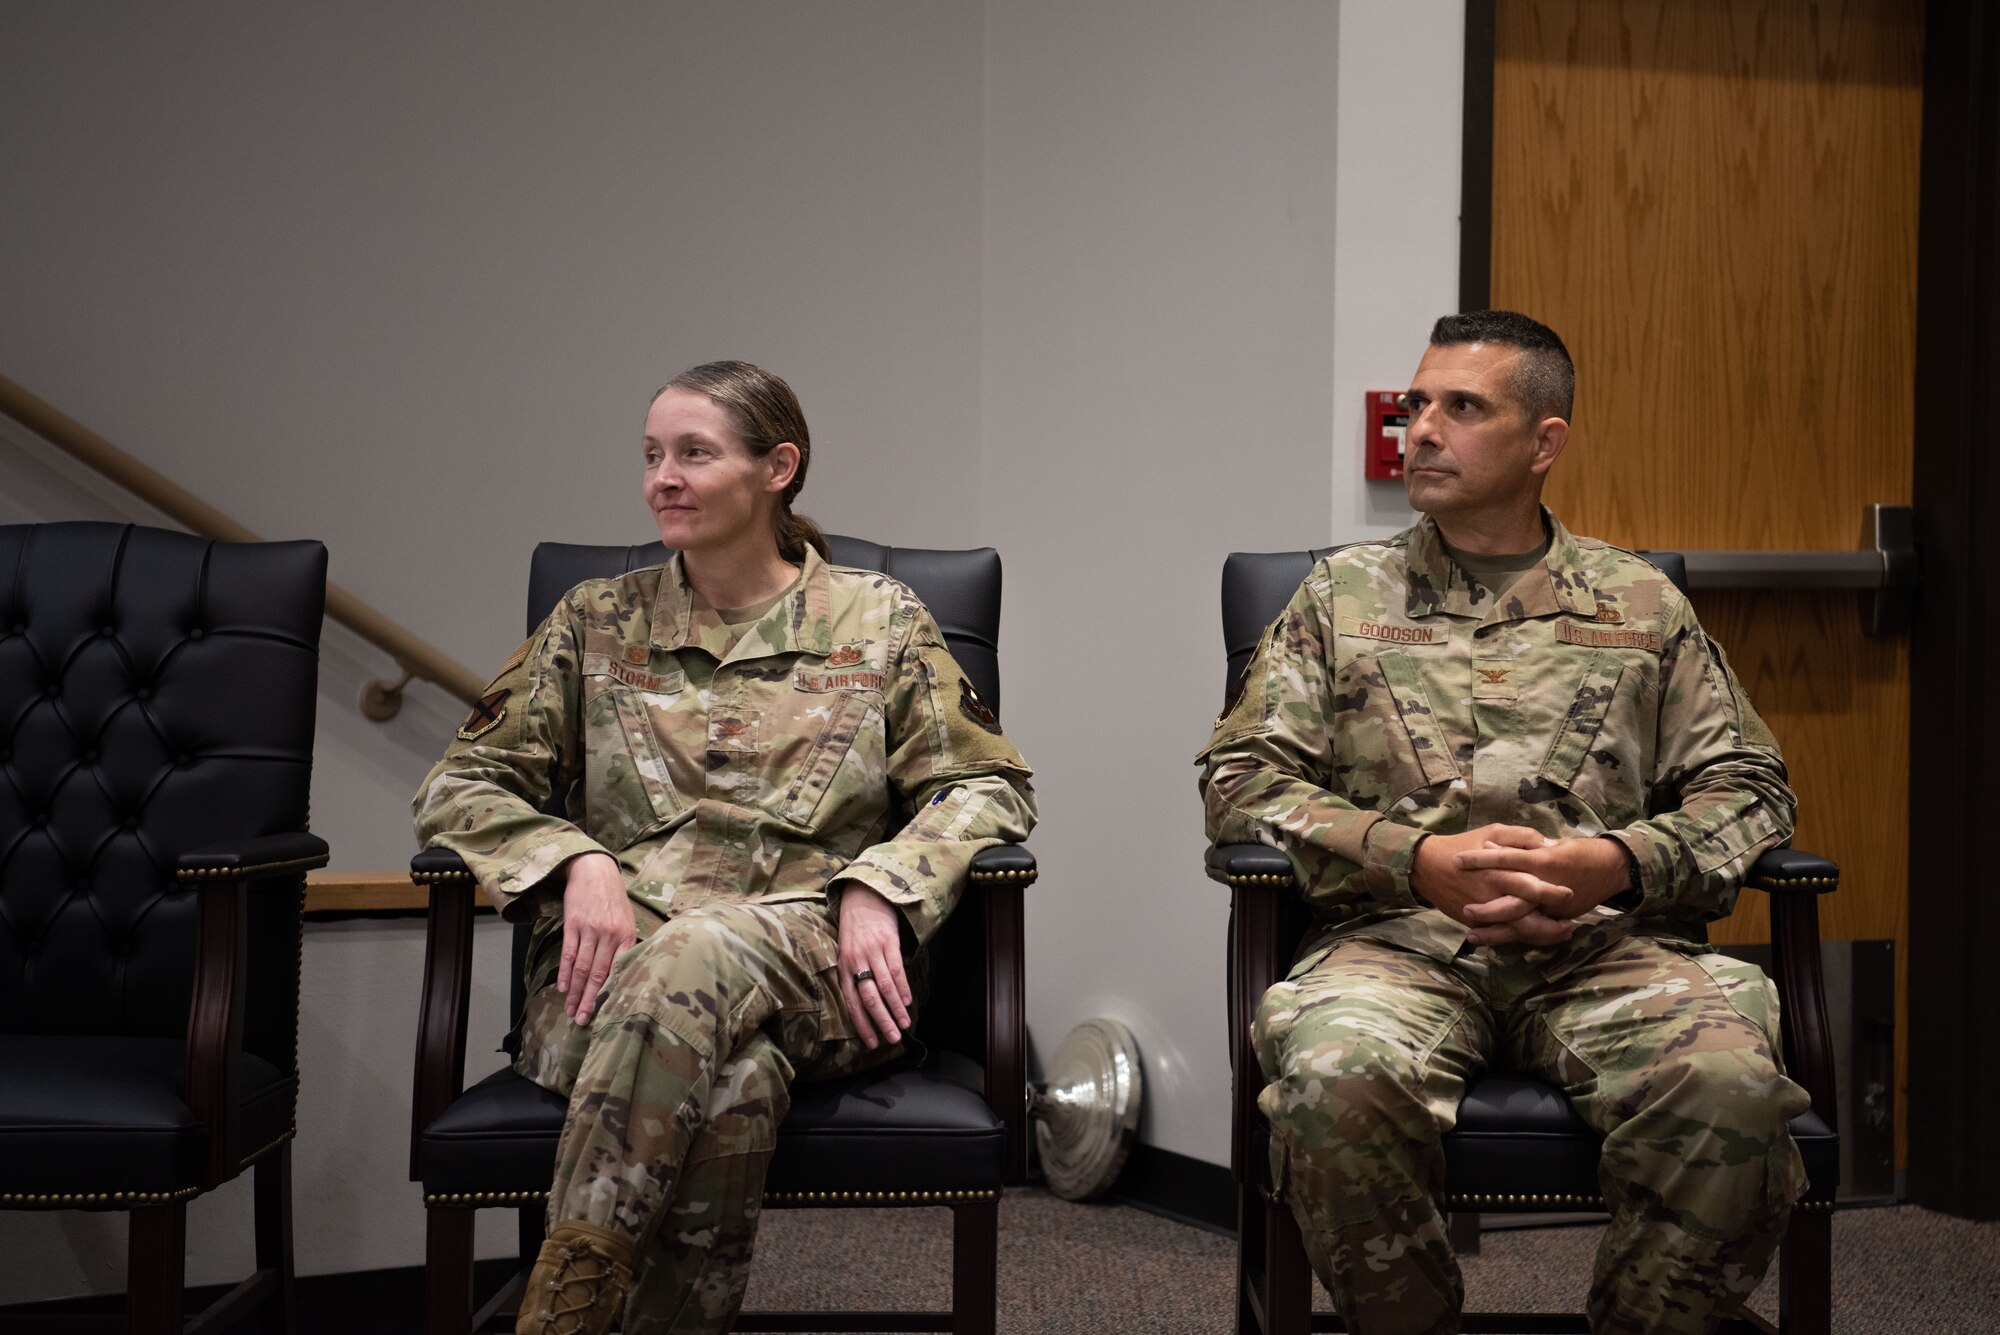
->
[1485,0,1923,1158]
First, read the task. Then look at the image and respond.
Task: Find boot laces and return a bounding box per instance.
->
[537,1238,616,1327]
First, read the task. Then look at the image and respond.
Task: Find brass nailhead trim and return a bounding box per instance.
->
[1228,873,1292,887]
[1448,1192,1603,1209]
[412,868,476,885]
[176,854,328,883]
[424,1186,1002,1207]
[238,1127,296,1171]
[2,1186,203,1206]
[1749,875,1838,892]
[1433,1192,1835,1213]
[968,869,1036,884]
[761,1188,1000,1206]
[426,1189,551,1206]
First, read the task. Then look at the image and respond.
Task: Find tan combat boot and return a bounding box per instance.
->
[516,1219,635,1335]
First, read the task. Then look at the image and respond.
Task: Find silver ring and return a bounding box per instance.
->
[852,968,875,986]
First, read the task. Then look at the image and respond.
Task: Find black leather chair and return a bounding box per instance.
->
[0,522,330,1335]
[411,537,1034,1335]
[1212,548,1839,1335]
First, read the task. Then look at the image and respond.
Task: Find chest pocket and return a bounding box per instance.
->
[775,664,889,831]
[1536,650,1649,824]
[1333,651,1459,810]
[579,653,687,850]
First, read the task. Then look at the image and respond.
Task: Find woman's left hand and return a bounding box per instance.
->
[836,882,913,1049]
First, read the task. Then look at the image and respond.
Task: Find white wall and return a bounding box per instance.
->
[0,0,986,1301]
[981,0,1459,1168]
[0,0,1464,1301]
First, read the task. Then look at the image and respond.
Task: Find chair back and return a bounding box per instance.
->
[0,522,326,1067]
[518,536,1005,1063]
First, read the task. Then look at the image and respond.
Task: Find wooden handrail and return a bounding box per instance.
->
[0,372,485,716]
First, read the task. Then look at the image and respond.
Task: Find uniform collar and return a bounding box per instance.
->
[651,545,835,660]
[1404,507,1598,625]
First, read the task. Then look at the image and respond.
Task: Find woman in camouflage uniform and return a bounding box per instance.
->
[414,362,1036,1334]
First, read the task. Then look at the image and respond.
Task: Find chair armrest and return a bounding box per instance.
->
[178,832,325,1190]
[968,844,1033,1184]
[1222,844,1295,1185]
[176,831,330,883]
[1207,842,1295,888]
[969,843,1037,884]
[1759,848,1841,1130]
[1749,847,1840,894]
[409,847,480,1180]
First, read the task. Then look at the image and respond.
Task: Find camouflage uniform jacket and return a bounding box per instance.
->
[1199,510,1794,966]
[415,546,1036,958]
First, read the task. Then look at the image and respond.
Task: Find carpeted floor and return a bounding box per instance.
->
[743,1188,2000,1334]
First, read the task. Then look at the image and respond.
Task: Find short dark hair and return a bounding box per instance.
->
[1429,310,1574,423]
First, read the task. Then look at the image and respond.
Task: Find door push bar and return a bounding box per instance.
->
[1678,504,1918,635]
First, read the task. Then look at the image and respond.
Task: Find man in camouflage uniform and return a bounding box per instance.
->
[1199,311,1807,1334]
[416,544,1035,1334]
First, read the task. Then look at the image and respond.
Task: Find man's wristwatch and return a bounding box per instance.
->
[1600,836,1643,912]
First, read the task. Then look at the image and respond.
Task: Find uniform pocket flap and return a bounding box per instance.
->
[1537,651,1627,788]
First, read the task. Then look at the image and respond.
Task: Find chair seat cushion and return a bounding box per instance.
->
[1441,1076,1838,1210]
[421,1054,1002,1203]
[0,1035,292,1204]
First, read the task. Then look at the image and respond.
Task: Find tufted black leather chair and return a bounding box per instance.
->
[1212,548,1839,1335]
[410,537,1033,1335]
[0,522,329,1335]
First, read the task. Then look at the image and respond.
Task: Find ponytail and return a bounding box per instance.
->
[777,507,830,564]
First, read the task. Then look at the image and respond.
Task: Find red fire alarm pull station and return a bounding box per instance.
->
[1365,391,1408,480]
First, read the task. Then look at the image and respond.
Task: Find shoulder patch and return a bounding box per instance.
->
[500,637,534,674]
[958,679,1002,735]
[456,688,511,741]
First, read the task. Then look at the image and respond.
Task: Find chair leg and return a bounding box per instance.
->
[427,1207,477,1335]
[518,1202,545,1270]
[1777,1207,1832,1335]
[950,1197,999,1335]
[1265,1195,1314,1335]
[127,1203,187,1335]
[254,1144,299,1334]
[1236,1182,1268,1335]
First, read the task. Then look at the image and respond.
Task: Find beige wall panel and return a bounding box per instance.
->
[1490,0,1921,1159]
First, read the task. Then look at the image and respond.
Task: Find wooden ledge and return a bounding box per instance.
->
[304,871,494,916]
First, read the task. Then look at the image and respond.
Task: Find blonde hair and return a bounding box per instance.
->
[656,360,830,563]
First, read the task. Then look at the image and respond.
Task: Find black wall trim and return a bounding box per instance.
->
[1907,0,2000,1219]
[1459,0,1498,311]
[1111,1143,1236,1235]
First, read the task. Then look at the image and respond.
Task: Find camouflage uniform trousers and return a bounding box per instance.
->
[1253,930,1810,1335]
[517,898,895,1335]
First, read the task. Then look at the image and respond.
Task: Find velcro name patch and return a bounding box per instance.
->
[795,669,886,694]
[1339,617,1446,646]
[1557,621,1663,652]
[581,652,681,693]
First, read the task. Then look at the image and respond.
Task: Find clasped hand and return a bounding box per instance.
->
[1409,824,1629,947]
